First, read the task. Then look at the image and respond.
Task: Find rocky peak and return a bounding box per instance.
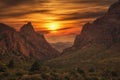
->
[20,22,35,33]
[0,23,15,32]
[108,0,120,14]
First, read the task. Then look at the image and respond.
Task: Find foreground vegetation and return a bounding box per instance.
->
[0,59,119,80]
[0,43,119,80]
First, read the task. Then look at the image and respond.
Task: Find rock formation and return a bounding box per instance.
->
[63,0,120,52]
[0,22,60,60]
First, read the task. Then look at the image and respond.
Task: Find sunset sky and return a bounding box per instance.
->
[0,0,117,43]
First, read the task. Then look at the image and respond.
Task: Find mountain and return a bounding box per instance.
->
[51,42,73,52]
[64,0,120,52]
[20,22,60,60]
[46,0,120,69]
[0,22,60,60]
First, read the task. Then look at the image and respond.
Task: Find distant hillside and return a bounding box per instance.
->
[51,42,73,52]
[46,0,120,69]
[0,22,60,60]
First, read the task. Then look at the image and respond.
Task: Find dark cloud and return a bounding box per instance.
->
[0,0,48,8]
[57,0,117,5]
[0,0,50,18]
[2,0,34,6]
[55,11,105,21]
[0,10,51,18]
[57,27,74,31]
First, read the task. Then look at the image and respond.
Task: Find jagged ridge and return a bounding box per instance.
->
[0,22,60,60]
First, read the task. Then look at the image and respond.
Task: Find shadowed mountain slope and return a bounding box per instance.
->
[46,0,120,69]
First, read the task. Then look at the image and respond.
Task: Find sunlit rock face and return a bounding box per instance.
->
[63,0,120,52]
[0,23,30,58]
[0,22,60,60]
[20,22,60,60]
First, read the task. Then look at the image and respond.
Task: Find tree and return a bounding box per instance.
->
[30,60,42,72]
[7,59,15,68]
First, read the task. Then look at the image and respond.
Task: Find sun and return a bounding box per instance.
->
[47,22,60,31]
[49,24,58,31]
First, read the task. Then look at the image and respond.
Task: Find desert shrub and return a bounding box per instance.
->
[70,71,79,79]
[0,72,10,80]
[111,71,118,77]
[7,59,15,69]
[0,72,16,80]
[30,76,41,80]
[21,75,42,80]
[64,75,70,80]
[41,66,51,72]
[41,72,51,80]
[15,71,24,77]
[0,74,5,79]
[29,60,42,73]
[88,68,95,73]
[2,72,10,77]
[50,72,62,80]
[0,63,7,72]
[77,68,85,74]
[90,77,99,80]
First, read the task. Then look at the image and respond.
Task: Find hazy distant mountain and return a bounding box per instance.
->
[47,0,120,69]
[0,22,60,60]
[51,42,73,52]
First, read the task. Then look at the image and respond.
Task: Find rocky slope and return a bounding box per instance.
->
[0,22,60,60]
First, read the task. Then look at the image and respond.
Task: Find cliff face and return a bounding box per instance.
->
[20,22,60,60]
[0,22,60,60]
[63,0,120,52]
[0,23,30,58]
